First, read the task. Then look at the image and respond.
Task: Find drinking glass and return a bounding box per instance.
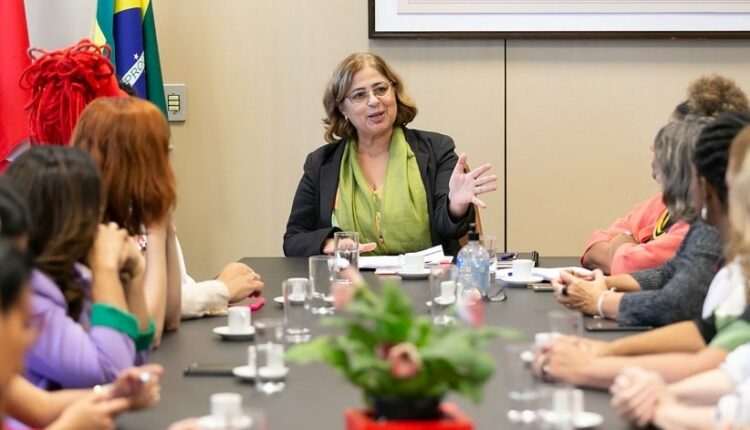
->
[504,342,540,426]
[308,255,335,315]
[429,265,458,326]
[333,231,359,280]
[282,278,312,343]
[548,310,583,336]
[253,318,286,395]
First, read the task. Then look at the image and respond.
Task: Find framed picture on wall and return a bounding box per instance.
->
[369,0,750,39]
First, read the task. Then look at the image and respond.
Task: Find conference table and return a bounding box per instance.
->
[118,257,634,430]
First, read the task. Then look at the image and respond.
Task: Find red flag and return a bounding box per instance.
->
[0,0,31,164]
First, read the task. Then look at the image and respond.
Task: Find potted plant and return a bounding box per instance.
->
[286,282,515,429]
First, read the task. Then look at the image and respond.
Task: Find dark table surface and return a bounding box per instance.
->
[118,257,632,430]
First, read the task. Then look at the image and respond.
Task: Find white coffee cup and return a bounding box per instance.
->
[440,281,456,300]
[286,277,308,302]
[247,345,256,368]
[227,307,251,333]
[512,259,534,280]
[210,392,243,420]
[403,253,424,272]
[266,343,285,369]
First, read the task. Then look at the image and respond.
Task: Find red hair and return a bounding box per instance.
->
[20,39,126,146]
[71,97,176,234]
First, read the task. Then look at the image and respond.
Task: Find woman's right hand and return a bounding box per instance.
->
[89,223,129,273]
[49,392,129,430]
[322,238,376,255]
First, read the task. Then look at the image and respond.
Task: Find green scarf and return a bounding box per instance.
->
[334,127,432,255]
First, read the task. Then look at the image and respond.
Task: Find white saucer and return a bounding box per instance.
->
[213,326,255,340]
[396,268,430,280]
[497,269,544,287]
[273,295,306,306]
[257,365,289,379]
[433,296,456,306]
[544,411,604,429]
[232,365,256,380]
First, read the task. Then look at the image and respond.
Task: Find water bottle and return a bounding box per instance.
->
[455,223,491,300]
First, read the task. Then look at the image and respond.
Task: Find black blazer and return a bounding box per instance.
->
[283,127,473,257]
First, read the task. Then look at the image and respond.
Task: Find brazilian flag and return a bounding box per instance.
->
[94,0,167,117]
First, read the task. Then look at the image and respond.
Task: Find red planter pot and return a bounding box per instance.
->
[345,403,474,430]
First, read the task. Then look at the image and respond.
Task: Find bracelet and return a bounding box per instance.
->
[596,288,615,318]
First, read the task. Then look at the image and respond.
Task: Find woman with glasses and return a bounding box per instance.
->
[284,52,497,257]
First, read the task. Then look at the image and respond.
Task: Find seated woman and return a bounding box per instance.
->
[71,97,265,327]
[610,124,750,430]
[557,115,721,327]
[534,111,750,390]
[283,52,496,257]
[0,238,162,430]
[581,74,748,275]
[5,146,153,389]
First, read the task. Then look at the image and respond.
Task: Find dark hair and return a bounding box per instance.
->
[693,111,750,208]
[672,101,691,120]
[5,146,102,319]
[0,239,31,314]
[0,177,30,238]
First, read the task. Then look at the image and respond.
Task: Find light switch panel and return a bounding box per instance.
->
[163,84,186,122]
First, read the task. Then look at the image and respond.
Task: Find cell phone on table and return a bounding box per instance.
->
[183,363,236,377]
[584,319,652,332]
[531,283,554,292]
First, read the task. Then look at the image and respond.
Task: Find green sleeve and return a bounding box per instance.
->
[709,318,750,351]
[90,303,140,343]
[135,318,156,351]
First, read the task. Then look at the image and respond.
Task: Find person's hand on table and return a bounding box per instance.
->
[532,336,595,385]
[610,367,668,428]
[108,364,163,411]
[217,262,265,302]
[50,392,129,430]
[553,269,607,316]
[448,153,497,218]
[322,238,376,255]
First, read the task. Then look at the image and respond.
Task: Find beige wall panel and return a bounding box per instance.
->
[153,1,505,278]
[506,40,750,257]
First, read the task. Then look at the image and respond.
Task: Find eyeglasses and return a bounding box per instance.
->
[345,81,394,105]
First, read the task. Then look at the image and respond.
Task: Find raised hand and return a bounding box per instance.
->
[448,153,497,218]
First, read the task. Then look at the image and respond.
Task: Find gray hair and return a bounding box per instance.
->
[654,115,714,221]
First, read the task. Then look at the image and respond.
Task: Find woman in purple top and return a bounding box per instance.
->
[5,147,154,389]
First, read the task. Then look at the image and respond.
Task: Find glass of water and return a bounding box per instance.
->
[253,318,287,395]
[308,255,335,315]
[504,342,540,427]
[333,231,359,280]
[282,278,312,343]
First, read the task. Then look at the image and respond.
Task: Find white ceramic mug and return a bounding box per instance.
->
[227,307,251,333]
[403,253,424,272]
[512,259,534,280]
[440,281,456,300]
